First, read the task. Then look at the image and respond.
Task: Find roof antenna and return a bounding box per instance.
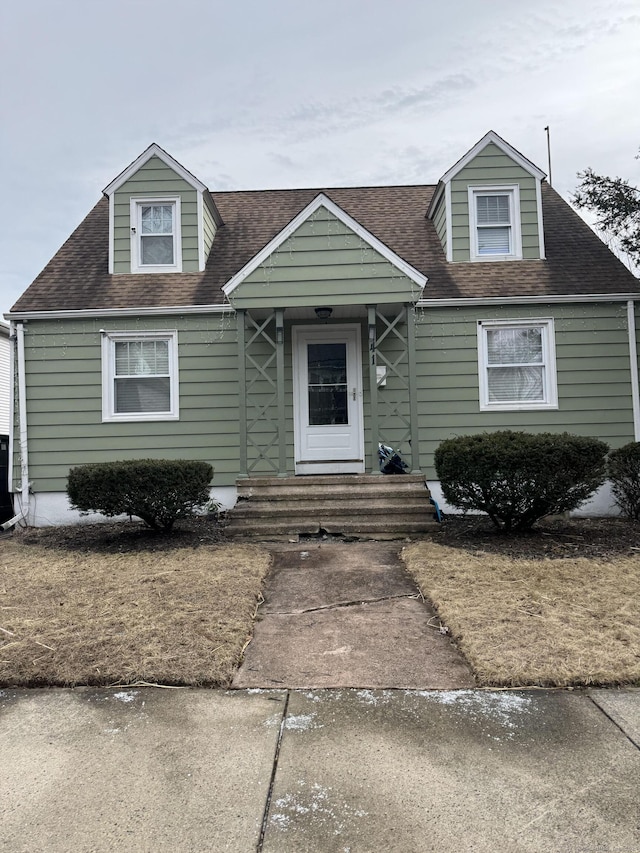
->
[544,126,553,187]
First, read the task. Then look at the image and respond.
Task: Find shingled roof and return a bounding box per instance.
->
[10,182,639,314]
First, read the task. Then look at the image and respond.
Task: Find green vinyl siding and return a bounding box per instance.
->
[13,301,638,495]
[231,206,423,309]
[202,194,218,259]
[450,142,541,262]
[414,302,635,478]
[14,314,240,492]
[431,192,447,254]
[113,156,200,273]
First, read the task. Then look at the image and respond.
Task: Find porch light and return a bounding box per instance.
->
[315,307,332,321]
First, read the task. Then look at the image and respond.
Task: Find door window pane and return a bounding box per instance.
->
[307,343,348,425]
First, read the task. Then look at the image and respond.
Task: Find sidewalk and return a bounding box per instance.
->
[1,687,638,852]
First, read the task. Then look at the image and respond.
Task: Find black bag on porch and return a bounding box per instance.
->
[378,443,409,475]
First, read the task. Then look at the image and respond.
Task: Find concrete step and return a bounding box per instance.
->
[230,499,431,518]
[224,518,438,539]
[238,474,426,487]
[237,480,428,501]
[226,474,437,540]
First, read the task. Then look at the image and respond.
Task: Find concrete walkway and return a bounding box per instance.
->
[232,541,474,689]
[1,687,638,852]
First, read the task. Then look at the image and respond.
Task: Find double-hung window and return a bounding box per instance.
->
[130,197,182,272]
[102,331,179,421]
[478,319,557,411]
[469,186,522,261]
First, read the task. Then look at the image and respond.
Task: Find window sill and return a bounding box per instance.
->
[102,412,180,423]
[469,254,522,263]
[130,265,182,275]
[479,402,559,412]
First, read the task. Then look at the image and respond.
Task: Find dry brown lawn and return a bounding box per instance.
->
[403,540,640,687]
[0,536,270,687]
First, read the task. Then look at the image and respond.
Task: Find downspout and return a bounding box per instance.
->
[627,300,640,441]
[2,321,29,530]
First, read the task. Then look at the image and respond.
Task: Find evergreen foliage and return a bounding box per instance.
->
[608,442,640,519]
[67,459,213,532]
[434,431,608,530]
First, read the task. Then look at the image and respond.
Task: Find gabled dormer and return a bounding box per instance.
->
[427,131,546,263]
[103,143,222,274]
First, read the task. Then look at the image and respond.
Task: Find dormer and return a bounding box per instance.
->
[103,143,222,274]
[427,131,546,263]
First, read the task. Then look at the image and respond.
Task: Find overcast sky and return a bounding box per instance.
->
[1,0,638,315]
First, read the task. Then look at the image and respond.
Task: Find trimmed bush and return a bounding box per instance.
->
[434,431,608,531]
[608,442,640,519]
[67,459,213,532]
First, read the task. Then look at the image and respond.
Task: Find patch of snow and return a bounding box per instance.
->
[405,689,533,738]
[270,813,290,829]
[300,551,310,559]
[285,713,323,731]
[111,690,138,703]
[270,780,368,835]
[355,689,392,706]
[302,691,322,702]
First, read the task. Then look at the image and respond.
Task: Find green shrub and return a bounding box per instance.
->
[608,442,640,519]
[67,459,213,532]
[434,431,608,531]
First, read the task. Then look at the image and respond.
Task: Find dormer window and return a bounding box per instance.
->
[469,186,522,261]
[130,196,182,273]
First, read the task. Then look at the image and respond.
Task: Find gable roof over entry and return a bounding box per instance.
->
[223,193,427,309]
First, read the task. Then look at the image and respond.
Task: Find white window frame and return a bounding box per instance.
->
[477,319,558,411]
[101,330,180,422]
[468,185,522,262]
[130,197,182,273]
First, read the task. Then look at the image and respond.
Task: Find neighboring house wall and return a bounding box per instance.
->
[113,155,199,273]
[0,324,9,435]
[450,142,541,261]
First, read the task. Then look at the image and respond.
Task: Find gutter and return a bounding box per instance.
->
[417,293,640,308]
[627,300,640,441]
[2,321,29,529]
[5,303,234,321]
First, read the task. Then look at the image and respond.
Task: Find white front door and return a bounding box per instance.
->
[293,325,365,474]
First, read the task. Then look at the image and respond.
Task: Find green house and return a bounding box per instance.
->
[5,131,640,527]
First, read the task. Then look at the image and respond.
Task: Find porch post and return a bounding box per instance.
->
[406,304,421,473]
[275,308,287,476]
[367,304,381,475]
[237,308,248,478]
